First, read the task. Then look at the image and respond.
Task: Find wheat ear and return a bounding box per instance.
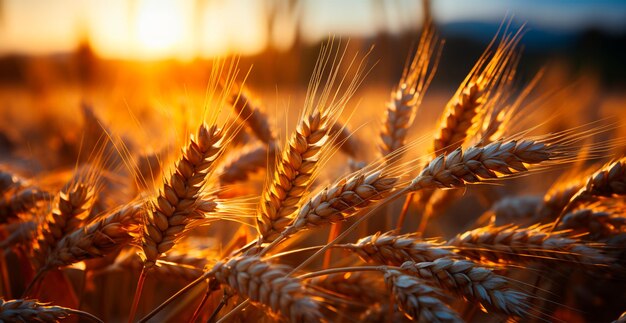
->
[211,256,322,322]
[34,183,96,268]
[410,139,555,191]
[0,298,102,323]
[384,269,462,322]
[558,203,626,239]
[229,85,275,146]
[433,30,519,155]
[0,187,50,224]
[561,157,626,215]
[0,221,36,249]
[401,258,529,316]
[447,224,610,266]
[219,145,270,186]
[43,202,142,269]
[140,123,224,268]
[290,169,398,232]
[380,24,439,160]
[343,231,453,266]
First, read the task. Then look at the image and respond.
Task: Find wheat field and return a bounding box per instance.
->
[1,20,626,323]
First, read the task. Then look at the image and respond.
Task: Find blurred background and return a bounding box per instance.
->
[0,0,624,168]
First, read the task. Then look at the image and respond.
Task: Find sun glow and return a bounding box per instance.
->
[134,1,190,60]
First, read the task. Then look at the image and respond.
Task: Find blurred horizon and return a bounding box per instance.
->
[0,0,624,60]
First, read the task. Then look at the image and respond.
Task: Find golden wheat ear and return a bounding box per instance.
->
[433,26,522,156]
[379,23,441,161]
[210,256,323,322]
[0,298,103,323]
[140,59,242,269]
[256,40,370,242]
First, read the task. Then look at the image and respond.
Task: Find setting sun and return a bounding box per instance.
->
[134,1,189,59]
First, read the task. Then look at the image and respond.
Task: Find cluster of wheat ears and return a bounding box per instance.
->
[1,25,626,322]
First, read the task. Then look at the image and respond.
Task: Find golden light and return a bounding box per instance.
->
[134,0,188,59]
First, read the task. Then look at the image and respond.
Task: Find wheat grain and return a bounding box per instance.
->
[384,269,462,322]
[211,256,322,322]
[400,258,529,316]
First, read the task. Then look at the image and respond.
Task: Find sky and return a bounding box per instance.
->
[0,0,624,60]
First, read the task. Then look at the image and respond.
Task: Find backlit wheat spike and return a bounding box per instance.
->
[331,121,360,158]
[0,221,36,249]
[384,269,462,322]
[433,30,519,155]
[401,258,530,316]
[538,166,599,220]
[558,202,626,239]
[344,231,454,266]
[34,182,96,268]
[256,108,335,241]
[44,202,142,269]
[290,169,398,232]
[211,256,322,322]
[256,43,366,242]
[0,299,71,322]
[562,157,626,215]
[0,298,102,323]
[0,187,50,224]
[229,85,275,146]
[0,169,27,195]
[308,271,384,303]
[491,195,542,226]
[219,145,270,186]
[141,123,224,268]
[447,224,610,266]
[380,24,438,160]
[410,139,554,191]
[614,311,626,323]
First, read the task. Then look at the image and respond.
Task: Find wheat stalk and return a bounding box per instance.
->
[400,258,529,316]
[141,123,224,268]
[343,231,453,266]
[384,269,461,322]
[210,256,322,322]
[447,224,610,266]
